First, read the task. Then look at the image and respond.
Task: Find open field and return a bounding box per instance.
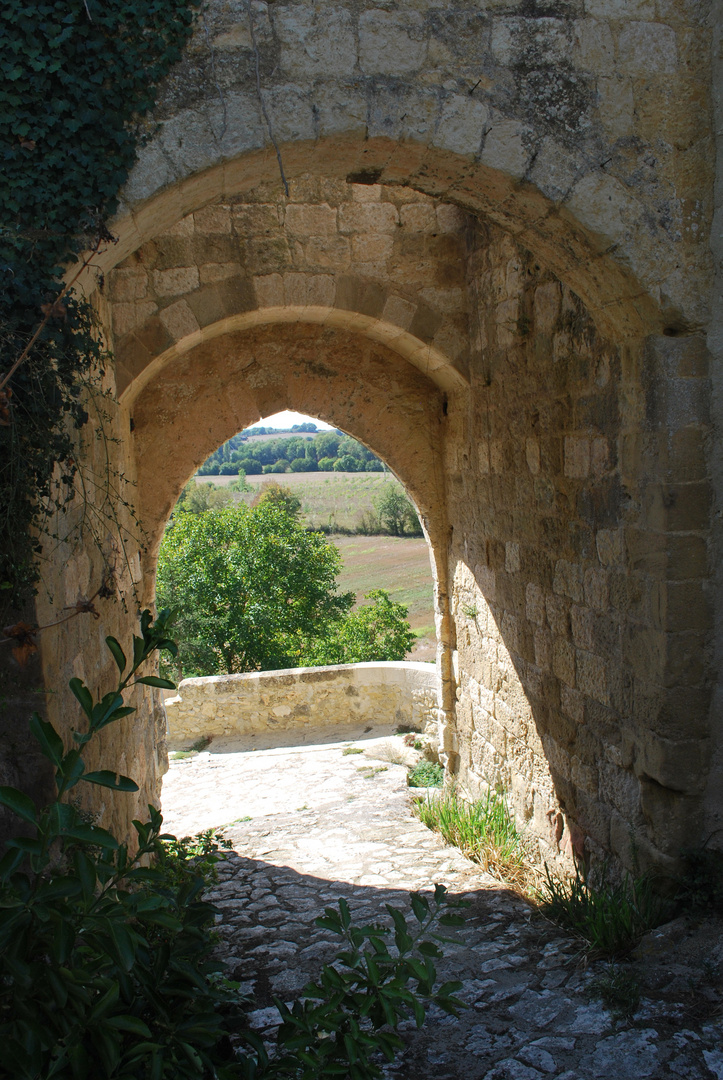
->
[196,471,409,533]
[333,535,436,663]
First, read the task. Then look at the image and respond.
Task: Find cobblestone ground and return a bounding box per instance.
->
[162,730,723,1080]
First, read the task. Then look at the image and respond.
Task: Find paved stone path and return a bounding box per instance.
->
[162,730,723,1079]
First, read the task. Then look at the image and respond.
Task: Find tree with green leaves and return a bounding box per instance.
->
[376,485,423,537]
[156,502,354,676]
[175,480,232,515]
[303,590,416,666]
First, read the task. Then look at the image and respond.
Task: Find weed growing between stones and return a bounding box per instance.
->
[170,735,212,760]
[358,765,389,779]
[0,615,467,1078]
[407,761,444,788]
[539,861,669,957]
[588,963,641,1020]
[160,828,233,888]
[413,788,533,892]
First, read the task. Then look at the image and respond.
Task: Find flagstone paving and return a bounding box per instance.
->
[162,730,723,1079]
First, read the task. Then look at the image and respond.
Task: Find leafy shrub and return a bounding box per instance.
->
[243,886,467,1079]
[302,590,416,666]
[0,615,467,1078]
[0,611,244,1079]
[408,761,444,788]
[539,861,669,956]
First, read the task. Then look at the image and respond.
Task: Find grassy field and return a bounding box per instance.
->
[332,535,436,661]
[194,473,437,662]
[198,470,405,533]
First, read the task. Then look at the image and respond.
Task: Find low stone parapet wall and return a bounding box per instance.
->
[164,662,440,744]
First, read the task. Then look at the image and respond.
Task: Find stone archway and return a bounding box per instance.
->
[25,0,718,869]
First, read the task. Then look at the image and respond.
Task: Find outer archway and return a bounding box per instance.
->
[28,0,717,867]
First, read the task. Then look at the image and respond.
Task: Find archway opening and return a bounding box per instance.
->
[157,408,438,682]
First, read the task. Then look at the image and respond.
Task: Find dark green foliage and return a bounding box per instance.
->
[0,611,244,1079]
[540,861,669,956]
[588,964,641,1020]
[678,846,723,915]
[0,616,466,1078]
[157,502,417,678]
[0,0,200,606]
[240,886,468,1080]
[376,486,422,537]
[203,430,385,477]
[304,589,416,667]
[156,501,354,676]
[408,761,444,789]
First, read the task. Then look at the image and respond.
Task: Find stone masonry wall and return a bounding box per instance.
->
[165,662,440,744]
[445,221,712,871]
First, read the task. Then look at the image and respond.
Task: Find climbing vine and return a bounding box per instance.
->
[0,0,201,611]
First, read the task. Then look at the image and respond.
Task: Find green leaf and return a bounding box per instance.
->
[134,675,176,689]
[410,893,429,923]
[74,849,97,900]
[0,847,25,878]
[57,749,85,790]
[69,677,93,720]
[109,922,137,970]
[91,693,125,730]
[82,770,138,792]
[36,877,84,901]
[88,983,120,1022]
[0,785,36,824]
[105,636,127,674]
[418,941,442,958]
[29,714,64,766]
[6,836,43,854]
[64,824,118,850]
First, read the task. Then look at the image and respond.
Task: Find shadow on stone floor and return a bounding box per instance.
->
[207,851,723,1080]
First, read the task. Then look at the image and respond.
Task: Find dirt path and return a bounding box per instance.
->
[162,734,723,1079]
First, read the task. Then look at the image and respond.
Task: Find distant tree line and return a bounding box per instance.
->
[198,428,386,475]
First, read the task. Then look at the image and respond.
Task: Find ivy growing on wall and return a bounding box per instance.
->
[0,0,200,611]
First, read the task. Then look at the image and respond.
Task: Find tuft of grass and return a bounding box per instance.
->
[342,746,364,755]
[414,788,532,890]
[170,736,211,760]
[539,861,668,957]
[357,765,388,779]
[589,963,641,1019]
[408,761,444,788]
